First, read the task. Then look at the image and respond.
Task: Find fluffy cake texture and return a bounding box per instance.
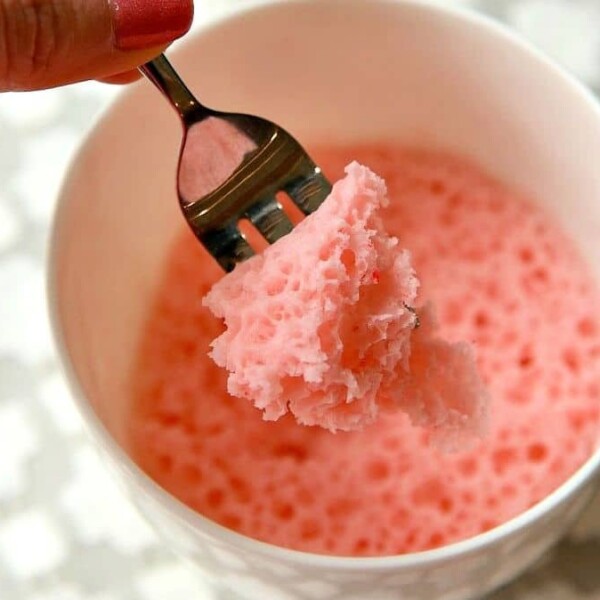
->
[204,162,488,440]
[129,146,600,556]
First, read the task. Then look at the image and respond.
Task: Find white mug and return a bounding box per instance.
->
[49,1,600,598]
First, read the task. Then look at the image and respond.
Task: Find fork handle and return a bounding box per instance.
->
[139,54,212,123]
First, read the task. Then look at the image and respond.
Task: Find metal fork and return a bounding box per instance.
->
[139,54,332,272]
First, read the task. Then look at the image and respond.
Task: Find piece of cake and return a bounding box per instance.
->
[204,162,488,441]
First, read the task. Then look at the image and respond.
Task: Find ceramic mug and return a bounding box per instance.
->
[49,1,600,598]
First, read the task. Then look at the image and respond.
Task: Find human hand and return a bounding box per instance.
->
[0,0,194,91]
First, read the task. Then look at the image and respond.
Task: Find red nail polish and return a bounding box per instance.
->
[110,0,194,51]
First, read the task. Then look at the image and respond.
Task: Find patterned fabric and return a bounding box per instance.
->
[0,1,599,598]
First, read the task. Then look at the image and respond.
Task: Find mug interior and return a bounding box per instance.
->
[51,0,600,563]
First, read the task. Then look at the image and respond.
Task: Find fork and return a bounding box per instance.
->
[139,54,332,272]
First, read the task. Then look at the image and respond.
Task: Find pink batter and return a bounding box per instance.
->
[128,145,600,556]
[205,161,488,443]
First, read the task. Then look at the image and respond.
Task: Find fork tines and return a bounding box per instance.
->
[189,152,331,272]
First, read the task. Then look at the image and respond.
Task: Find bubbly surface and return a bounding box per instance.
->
[128,146,600,556]
[204,161,488,440]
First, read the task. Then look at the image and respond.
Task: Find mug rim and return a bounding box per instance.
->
[48,0,600,572]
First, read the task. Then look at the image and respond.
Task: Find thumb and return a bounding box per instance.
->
[0,0,194,91]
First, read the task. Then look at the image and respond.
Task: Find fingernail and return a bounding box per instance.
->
[110,0,194,51]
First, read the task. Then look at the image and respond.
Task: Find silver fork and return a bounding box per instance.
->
[139,54,332,272]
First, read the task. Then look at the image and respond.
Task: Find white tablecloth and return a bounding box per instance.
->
[1,1,599,598]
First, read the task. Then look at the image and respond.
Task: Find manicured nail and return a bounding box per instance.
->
[110,0,194,51]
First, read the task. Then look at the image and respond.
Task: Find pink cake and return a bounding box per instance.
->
[204,162,488,442]
[128,146,600,556]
